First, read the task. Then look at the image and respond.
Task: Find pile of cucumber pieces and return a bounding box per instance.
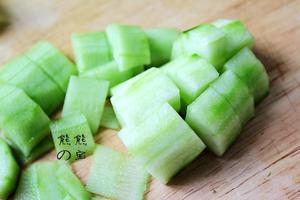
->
[0,19,269,200]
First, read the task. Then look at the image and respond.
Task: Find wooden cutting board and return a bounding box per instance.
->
[0,0,300,199]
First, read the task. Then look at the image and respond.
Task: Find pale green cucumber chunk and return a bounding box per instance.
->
[100,104,120,130]
[186,88,242,156]
[119,104,205,184]
[223,47,269,103]
[106,24,150,71]
[72,32,112,73]
[50,114,95,162]
[62,76,109,134]
[211,70,255,125]
[171,38,185,59]
[86,145,149,200]
[0,84,50,156]
[145,28,180,67]
[0,56,30,81]
[25,41,78,92]
[0,138,19,199]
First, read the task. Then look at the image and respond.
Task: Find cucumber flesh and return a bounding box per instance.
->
[185,88,242,156]
[62,76,109,134]
[145,28,180,67]
[86,145,149,200]
[0,138,19,199]
[106,24,150,71]
[223,47,269,103]
[50,114,96,162]
[71,32,112,73]
[119,104,206,183]
[100,104,120,130]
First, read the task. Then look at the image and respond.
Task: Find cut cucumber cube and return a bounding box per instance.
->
[223,47,269,103]
[211,70,255,125]
[25,41,78,92]
[172,24,228,71]
[80,61,143,90]
[111,68,180,127]
[171,38,185,60]
[0,138,19,199]
[145,28,180,67]
[50,114,95,162]
[162,54,219,107]
[0,84,50,156]
[100,104,120,130]
[185,88,242,156]
[119,103,205,183]
[86,145,149,200]
[71,32,112,73]
[106,24,150,71]
[213,19,253,57]
[62,76,109,134]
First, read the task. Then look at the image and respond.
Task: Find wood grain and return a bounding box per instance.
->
[0,0,300,199]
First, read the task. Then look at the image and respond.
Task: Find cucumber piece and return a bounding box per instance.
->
[172,24,228,71]
[0,84,50,156]
[211,71,255,125]
[119,103,205,183]
[50,114,95,162]
[223,47,269,103]
[106,24,150,71]
[0,138,19,199]
[71,32,112,73]
[0,56,64,114]
[62,76,109,134]
[25,41,78,92]
[145,28,180,67]
[213,19,253,57]
[111,68,180,127]
[171,38,185,60]
[162,55,219,107]
[185,88,242,156]
[86,145,149,200]
[80,61,144,90]
[100,104,120,130]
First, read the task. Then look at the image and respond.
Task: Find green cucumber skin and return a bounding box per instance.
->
[186,88,242,156]
[119,104,206,184]
[62,76,109,134]
[0,138,19,199]
[145,28,180,67]
[0,84,50,157]
[71,32,112,73]
[106,24,151,71]
[223,47,269,103]
[100,104,120,130]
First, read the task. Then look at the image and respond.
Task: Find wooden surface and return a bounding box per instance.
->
[0,0,300,199]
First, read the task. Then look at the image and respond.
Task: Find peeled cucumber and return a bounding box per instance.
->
[119,103,206,183]
[50,114,95,162]
[71,32,112,73]
[62,76,109,134]
[86,145,149,200]
[145,28,180,67]
[0,138,19,199]
[106,24,150,71]
[185,88,242,156]
[100,104,120,130]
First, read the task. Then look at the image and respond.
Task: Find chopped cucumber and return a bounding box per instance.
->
[211,70,255,125]
[119,103,206,183]
[86,145,149,200]
[162,54,219,107]
[145,28,180,67]
[25,41,78,92]
[185,88,242,156]
[80,61,143,90]
[0,84,50,156]
[100,104,120,130]
[223,47,269,103]
[106,24,150,71]
[71,32,112,73]
[50,114,95,162]
[62,76,109,134]
[0,138,19,199]
[111,68,180,127]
